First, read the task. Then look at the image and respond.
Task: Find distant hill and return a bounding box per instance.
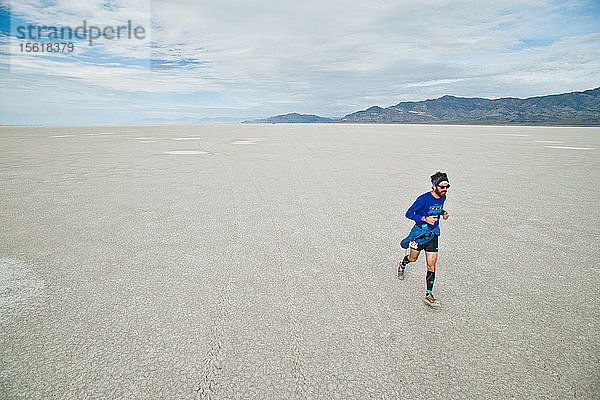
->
[243,113,337,123]
[247,88,600,125]
[340,87,600,125]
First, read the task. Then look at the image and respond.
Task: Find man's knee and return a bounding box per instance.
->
[426,257,437,271]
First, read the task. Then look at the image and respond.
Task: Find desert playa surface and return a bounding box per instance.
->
[1,124,598,399]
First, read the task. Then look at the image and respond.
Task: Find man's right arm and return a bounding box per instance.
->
[405,197,424,224]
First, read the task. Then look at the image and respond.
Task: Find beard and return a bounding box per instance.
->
[434,188,447,197]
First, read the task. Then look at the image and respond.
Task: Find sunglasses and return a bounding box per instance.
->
[437,185,450,189]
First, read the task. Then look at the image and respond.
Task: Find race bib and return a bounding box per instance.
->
[409,241,419,250]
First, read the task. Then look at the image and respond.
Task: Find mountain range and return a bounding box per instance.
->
[243,113,336,123]
[244,87,600,125]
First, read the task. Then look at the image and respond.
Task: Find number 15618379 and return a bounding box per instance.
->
[19,42,75,52]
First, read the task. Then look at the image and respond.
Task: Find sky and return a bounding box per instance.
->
[0,0,599,125]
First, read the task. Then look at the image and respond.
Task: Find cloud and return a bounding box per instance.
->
[1,0,599,124]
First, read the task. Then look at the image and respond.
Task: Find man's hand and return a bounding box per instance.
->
[442,211,449,220]
[422,216,439,224]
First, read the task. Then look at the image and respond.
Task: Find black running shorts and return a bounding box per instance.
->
[409,235,439,252]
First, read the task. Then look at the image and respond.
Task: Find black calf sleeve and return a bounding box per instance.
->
[426,270,435,292]
[401,255,411,266]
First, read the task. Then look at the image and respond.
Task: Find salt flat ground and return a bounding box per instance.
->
[1,124,598,399]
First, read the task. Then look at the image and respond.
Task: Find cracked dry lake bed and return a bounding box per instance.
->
[1,124,599,399]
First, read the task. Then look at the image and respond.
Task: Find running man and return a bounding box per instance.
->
[397,172,450,307]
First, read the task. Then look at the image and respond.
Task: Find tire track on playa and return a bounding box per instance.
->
[196,141,308,398]
[196,281,233,399]
[195,145,237,400]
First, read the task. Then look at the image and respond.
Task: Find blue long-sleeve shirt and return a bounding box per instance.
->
[405,192,447,232]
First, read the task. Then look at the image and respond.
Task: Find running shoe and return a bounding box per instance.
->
[396,261,405,280]
[423,293,441,308]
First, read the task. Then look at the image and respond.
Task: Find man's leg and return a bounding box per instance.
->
[425,251,438,292]
[404,248,420,264]
[423,251,441,307]
[398,248,420,279]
